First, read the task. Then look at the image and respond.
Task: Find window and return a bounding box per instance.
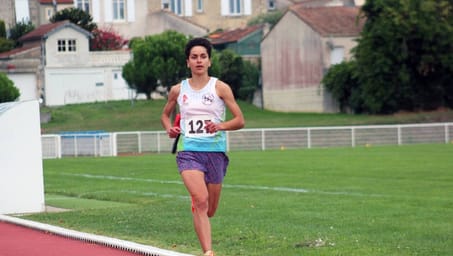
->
[57,40,66,52]
[221,0,251,16]
[170,0,182,15]
[268,0,275,10]
[45,8,54,20]
[77,0,90,14]
[162,0,170,9]
[197,0,203,12]
[57,39,77,53]
[67,39,77,52]
[229,0,241,15]
[330,46,345,65]
[113,0,125,20]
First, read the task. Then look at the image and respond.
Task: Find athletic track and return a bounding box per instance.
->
[0,215,193,256]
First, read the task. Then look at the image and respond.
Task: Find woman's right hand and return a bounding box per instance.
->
[167,126,181,138]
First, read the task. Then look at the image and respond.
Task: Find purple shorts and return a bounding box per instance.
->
[176,151,229,184]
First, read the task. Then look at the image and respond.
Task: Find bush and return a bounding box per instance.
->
[9,19,35,44]
[239,60,260,102]
[0,72,20,103]
[322,61,364,113]
[90,27,127,51]
[0,38,15,53]
[0,19,6,38]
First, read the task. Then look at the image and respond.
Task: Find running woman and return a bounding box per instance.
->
[161,37,245,256]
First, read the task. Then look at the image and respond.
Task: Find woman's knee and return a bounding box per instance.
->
[192,195,209,212]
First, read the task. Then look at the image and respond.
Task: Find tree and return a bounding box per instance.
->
[322,61,364,113]
[239,60,260,102]
[122,31,188,99]
[353,0,453,113]
[0,72,20,103]
[210,50,259,101]
[217,49,243,99]
[0,20,15,53]
[0,20,6,38]
[0,38,15,52]
[247,10,284,28]
[8,19,35,46]
[50,8,97,32]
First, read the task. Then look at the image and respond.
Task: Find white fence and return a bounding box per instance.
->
[41,122,453,159]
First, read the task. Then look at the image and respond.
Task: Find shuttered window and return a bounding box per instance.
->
[113,0,125,20]
[76,0,90,14]
[221,0,252,16]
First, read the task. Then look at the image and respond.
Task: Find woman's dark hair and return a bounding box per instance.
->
[185,37,212,59]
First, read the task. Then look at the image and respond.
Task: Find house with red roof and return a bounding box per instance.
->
[208,24,266,63]
[260,4,364,112]
[0,20,132,106]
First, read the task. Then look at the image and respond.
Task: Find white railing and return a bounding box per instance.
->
[41,122,453,159]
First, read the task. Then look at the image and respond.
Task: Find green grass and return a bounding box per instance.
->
[40,100,453,133]
[23,144,453,255]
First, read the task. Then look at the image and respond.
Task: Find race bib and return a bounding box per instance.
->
[184,115,215,138]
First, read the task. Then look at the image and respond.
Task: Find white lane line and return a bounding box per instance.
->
[58,173,382,197]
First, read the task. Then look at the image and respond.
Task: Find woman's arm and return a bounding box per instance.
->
[161,84,181,138]
[209,80,245,132]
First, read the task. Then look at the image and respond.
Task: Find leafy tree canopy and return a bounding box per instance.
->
[0,20,6,38]
[324,0,453,114]
[216,49,244,99]
[353,0,453,113]
[247,10,284,28]
[122,31,188,99]
[8,19,35,45]
[123,31,260,101]
[0,38,15,53]
[50,8,97,32]
[0,72,20,103]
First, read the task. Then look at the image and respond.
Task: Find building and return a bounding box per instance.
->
[261,4,364,112]
[209,24,266,63]
[0,0,18,32]
[0,20,132,106]
[13,1,288,39]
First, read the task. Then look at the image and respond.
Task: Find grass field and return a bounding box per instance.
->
[40,100,453,133]
[23,144,453,255]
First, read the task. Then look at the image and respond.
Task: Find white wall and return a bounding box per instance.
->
[45,68,105,105]
[7,73,38,101]
[44,67,133,106]
[0,100,45,214]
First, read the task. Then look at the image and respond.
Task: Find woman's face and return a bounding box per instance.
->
[187,45,211,76]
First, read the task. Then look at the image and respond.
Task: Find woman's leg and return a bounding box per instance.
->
[181,170,211,253]
[207,183,222,217]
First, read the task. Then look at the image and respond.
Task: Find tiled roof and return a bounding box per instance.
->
[39,0,74,4]
[209,24,263,45]
[290,5,364,37]
[19,20,92,43]
[0,43,40,59]
[19,20,70,43]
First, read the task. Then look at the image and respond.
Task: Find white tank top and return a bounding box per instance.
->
[177,77,226,152]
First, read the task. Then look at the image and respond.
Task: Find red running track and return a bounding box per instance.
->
[0,221,142,256]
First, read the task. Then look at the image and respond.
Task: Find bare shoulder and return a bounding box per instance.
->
[215,79,233,98]
[170,83,181,93]
[215,79,229,89]
[168,83,181,99]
